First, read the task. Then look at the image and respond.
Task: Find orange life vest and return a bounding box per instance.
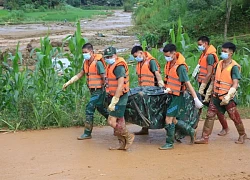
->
[213,60,241,100]
[164,52,188,96]
[83,54,106,89]
[106,57,129,96]
[198,45,219,83]
[136,51,161,86]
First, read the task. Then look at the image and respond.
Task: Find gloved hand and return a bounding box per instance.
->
[192,64,200,78]
[108,96,119,111]
[203,82,214,103]
[158,80,164,87]
[163,88,171,94]
[199,82,207,96]
[194,97,204,109]
[62,75,79,90]
[220,87,236,106]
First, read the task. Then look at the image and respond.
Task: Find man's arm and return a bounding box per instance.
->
[115,77,125,98]
[177,65,203,108]
[100,73,106,86]
[63,70,84,90]
[149,60,164,87]
[155,71,164,87]
[77,70,85,79]
[186,81,203,109]
[96,61,106,85]
[204,65,213,83]
[185,81,198,99]
[232,79,239,89]
[204,54,215,83]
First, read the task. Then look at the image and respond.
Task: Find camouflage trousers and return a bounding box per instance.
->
[85,91,109,132]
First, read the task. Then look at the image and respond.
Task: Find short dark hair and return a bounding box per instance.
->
[197,36,210,44]
[82,43,93,50]
[131,46,143,54]
[222,42,236,53]
[163,44,176,53]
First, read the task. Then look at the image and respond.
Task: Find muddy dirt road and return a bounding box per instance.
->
[1,119,250,180]
[0,10,136,64]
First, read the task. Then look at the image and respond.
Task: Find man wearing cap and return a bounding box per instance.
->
[63,43,109,140]
[131,45,164,135]
[104,46,135,150]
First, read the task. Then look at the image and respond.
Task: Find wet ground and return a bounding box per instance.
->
[1,119,250,180]
[0,10,136,65]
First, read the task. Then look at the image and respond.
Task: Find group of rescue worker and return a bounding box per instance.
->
[63,36,248,150]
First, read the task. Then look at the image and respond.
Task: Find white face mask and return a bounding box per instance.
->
[105,58,115,65]
[135,56,143,62]
[83,53,91,60]
[220,52,229,60]
[165,56,173,62]
[198,45,205,51]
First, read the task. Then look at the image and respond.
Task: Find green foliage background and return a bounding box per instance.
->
[3,0,126,10]
[134,0,250,43]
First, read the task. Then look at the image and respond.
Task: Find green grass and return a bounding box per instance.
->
[0,9,9,17]
[25,9,107,22]
[0,6,109,24]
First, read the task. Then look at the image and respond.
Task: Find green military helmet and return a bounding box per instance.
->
[104,46,117,57]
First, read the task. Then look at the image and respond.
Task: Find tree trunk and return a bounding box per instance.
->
[224,0,232,41]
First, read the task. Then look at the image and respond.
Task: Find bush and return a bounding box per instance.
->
[124,1,134,12]
[21,4,35,12]
[38,6,47,12]
[7,10,25,22]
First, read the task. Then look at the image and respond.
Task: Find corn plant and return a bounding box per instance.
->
[63,21,87,95]
[0,53,8,110]
[0,43,28,130]
[61,20,91,123]
[0,43,29,110]
[30,36,62,98]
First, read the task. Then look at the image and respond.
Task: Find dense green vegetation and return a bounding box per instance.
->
[134,0,250,44]
[0,0,137,24]
[0,5,109,24]
[2,0,125,10]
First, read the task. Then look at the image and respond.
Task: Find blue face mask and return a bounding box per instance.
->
[220,52,229,60]
[105,58,115,65]
[83,53,91,60]
[135,56,143,62]
[165,56,173,62]
[198,45,205,51]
